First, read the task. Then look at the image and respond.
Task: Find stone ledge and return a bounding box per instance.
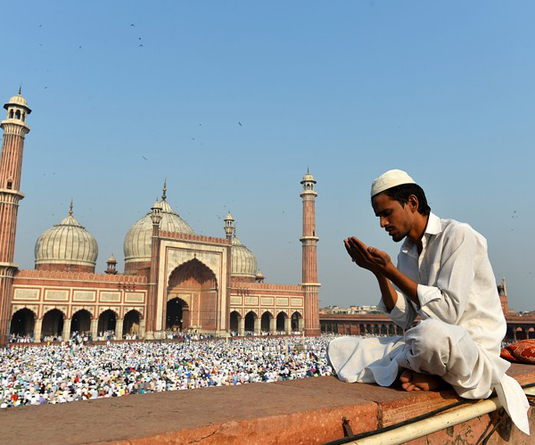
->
[1,364,534,444]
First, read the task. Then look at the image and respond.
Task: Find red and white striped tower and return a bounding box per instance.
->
[300,170,321,336]
[0,90,31,346]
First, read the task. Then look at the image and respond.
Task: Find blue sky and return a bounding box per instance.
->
[2,1,534,310]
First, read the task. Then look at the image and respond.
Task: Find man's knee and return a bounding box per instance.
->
[403,318,469,375]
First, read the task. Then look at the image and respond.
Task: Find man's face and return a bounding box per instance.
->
[371,193,414,242]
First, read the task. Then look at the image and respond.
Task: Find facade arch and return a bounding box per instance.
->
[71,309,92,335]
[244,311,256,332]
[291,311,303,332]
[167,258,218,331]
[98,309,117,334]
[123,309,142,337]
[230,310,241,332]
[42,309,65,339]
[276,311,287,332]
[10,308,35,338]
[261,311,273,332]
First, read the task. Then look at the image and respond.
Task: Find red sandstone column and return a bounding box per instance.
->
[224,213,234,336]
[0,92,31,346]
[300,171,321,336]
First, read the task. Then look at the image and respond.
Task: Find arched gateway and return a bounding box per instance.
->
[167,259,218,332]
[10,308,35,338]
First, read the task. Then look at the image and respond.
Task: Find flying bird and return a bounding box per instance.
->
[130,23,135,27]
[238,122,242,126]
[142,156,148,161]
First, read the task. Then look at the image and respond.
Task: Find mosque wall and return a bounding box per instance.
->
[11,271,147,329]
[230,281,305,333]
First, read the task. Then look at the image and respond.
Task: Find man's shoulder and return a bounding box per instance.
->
[436,216,486,244]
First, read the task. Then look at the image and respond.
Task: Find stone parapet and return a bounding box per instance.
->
[1,364,533,444]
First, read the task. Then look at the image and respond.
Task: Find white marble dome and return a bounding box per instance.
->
[231,234,258,279]
[124,199,194,264]
[7,93,28,108]
[35,211,98,268]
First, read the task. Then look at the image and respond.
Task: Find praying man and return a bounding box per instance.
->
[327,169,530,435]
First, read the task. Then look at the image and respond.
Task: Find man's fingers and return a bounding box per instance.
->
[348,237,370,258]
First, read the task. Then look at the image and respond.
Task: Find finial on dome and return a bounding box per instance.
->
[233,225,237,238]
[307,166,310,174]
[162,179,167,201]
[69,199,73,216]
[18,86,22,95]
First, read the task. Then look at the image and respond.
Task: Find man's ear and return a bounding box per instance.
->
[408,194,419,213]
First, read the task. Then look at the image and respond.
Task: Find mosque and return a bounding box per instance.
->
[0,91,321,345]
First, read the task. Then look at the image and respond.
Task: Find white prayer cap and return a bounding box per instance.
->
[371,169,416,198]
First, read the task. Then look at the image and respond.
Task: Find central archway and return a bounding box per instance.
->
[167,258,218,331]
[166,298,189,330]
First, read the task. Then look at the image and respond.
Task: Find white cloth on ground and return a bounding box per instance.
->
[329,213,530,434]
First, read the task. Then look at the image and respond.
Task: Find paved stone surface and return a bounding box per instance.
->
[1,364,534,444]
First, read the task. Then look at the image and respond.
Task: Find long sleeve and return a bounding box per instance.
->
[377,290,418,329]
[416,224,477,325]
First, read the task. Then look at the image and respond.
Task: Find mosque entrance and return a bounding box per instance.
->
[10,308,35,338]
[124,310,141,337]
[244,311,256,333]
[98,310,116,334]
[276,312,287,332]
[167,259,217,331]
[166,298,188,331]
[71,309,91,335]
[42,309,64,339]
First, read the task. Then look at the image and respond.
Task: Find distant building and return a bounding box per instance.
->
[0,91,322,345]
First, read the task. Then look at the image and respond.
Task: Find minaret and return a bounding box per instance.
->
[300,170,320,336]
[223,212,234,333]
[498,276,509,315]
[0,90,31,346]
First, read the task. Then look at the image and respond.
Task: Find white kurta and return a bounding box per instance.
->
[329,213,530,434]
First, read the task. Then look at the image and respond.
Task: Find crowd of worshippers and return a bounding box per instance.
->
[8,330,296,344]
[0,335,335,408]
[9,330,217,344]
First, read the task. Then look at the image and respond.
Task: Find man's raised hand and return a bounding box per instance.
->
[344,237,393,277]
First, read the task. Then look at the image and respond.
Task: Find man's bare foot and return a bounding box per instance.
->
[399,370,443,392]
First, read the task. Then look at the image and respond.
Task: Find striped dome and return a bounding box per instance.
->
[35,212,98,268]
[231,235,258,279]
[124,199,194,264]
